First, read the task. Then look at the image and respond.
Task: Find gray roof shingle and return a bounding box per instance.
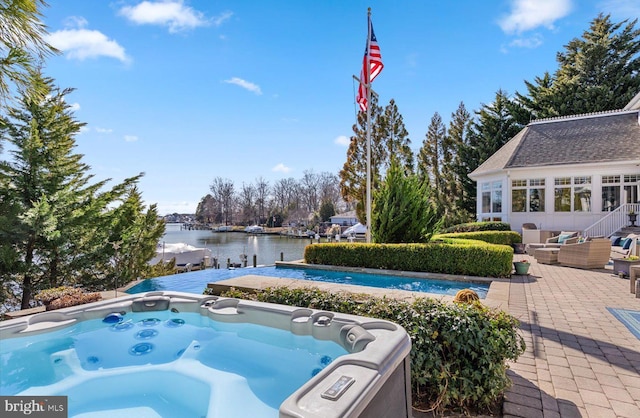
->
[470,110,640,177]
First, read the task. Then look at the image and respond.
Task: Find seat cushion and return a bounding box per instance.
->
[558,232,576,244]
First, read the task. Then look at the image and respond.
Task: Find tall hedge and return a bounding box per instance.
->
[304,239,513,278]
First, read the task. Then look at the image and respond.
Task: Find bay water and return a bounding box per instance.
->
[161,223,311,267]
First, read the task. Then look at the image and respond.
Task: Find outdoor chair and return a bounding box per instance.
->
[545,231,579,247]
[557,238,611,269]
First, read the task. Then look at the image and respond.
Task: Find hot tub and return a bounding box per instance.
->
[0,292,412,417]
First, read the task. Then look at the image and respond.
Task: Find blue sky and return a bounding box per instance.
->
[32,0,640,215]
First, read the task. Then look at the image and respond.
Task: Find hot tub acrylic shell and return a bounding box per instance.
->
[0,291,412,418]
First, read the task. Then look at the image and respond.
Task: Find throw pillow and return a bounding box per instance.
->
[558,233,573,244]
[610,236,622,246]
[622,238,633,250]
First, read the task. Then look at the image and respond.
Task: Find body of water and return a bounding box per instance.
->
[160,223,310,266]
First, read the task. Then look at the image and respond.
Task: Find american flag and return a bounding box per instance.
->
[356,15,383,112]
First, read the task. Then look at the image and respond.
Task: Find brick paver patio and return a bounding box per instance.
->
[503,256,640,418]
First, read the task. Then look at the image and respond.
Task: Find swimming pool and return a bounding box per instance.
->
[0,292,412,417]
[126,265,490,298]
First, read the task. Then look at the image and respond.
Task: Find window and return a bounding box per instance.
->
[554,176,591,212]
[512,179,545,212]
[481,181,502,215]
[602,175,620,211]
[623,174,640,204]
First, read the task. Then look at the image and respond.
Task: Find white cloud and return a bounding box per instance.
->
[119,0,209,33]
[598,0,640,19]
[46,28,129,62]
[124,135,139,142]
[95,127,113,134]
[272,163,291,173]
[223,77,262,95]
[68,102,80,112]
[212,11,233,27]
[509,34,544,49]
[499,0,572,34]
[334,135,350,146]
[78,126,90,134]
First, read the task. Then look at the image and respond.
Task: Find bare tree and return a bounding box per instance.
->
[239,182,256,225]
[300,170,320,213]
[255,176,270,224]
[209,177,235,225]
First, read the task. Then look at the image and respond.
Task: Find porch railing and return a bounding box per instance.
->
[582,202,640,238]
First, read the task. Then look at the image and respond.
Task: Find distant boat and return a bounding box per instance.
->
[214,225,233,232]
[149,242,212,271]
[244,225,265,234]
[342,222,366,237]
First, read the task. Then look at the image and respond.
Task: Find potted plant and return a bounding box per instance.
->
[629,209,637,227]
[513,259,530,275]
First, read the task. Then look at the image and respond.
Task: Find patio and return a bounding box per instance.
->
[504,256,640,418]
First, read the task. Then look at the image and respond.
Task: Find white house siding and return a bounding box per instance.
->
[476,162,640,234]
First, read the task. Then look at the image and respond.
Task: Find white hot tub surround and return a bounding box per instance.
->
[1,291,412,418]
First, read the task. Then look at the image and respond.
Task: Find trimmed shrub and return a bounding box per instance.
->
[211,286,525,414]
[442,221,511,233]
[304,240,513,278]
[435,230,522,245]
[35,286,82,303]
[46,292,102,310]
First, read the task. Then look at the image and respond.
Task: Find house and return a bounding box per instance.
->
[329,210,359,226]
[468,92,640,237]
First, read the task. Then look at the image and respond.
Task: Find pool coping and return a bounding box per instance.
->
[207,261,510,311]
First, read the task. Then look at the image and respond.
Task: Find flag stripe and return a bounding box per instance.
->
[356,15,383,112]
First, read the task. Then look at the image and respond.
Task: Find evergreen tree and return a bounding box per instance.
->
[445,102,475,225]
[470,89,522,163]
[516,14,640,118]
[319,200,336,222]
[102,186,165,288]
[339,94,384,223]
[417,112,446,210]
[378,99,414,173]
[371,158,438,243]
[0,0,57,102]
[0,72,160,309]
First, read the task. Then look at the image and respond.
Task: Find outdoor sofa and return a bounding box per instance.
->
[557,238,612,269]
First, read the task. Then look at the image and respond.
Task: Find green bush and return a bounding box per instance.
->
[442,221,511,233]
[435,230,522,245]
[209,286,525,413]
[304,240,513,278]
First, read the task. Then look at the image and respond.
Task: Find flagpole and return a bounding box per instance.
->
[365,7,372,244]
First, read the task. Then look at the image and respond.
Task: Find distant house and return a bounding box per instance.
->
[329,210,358,226]
[468,92,640,237]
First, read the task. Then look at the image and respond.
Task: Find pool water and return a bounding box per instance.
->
[126,266,489,298]
[0,311,348,417]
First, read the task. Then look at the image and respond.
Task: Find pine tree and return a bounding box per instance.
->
[445,102,475,225]
[516,14,640,118]
[378,99,414,173]
[372,158,438,243]
[417,112,446,212]
[470,90,522,163]
[0,72,160,309]
[0,0,57,102]
[339,94,384,223]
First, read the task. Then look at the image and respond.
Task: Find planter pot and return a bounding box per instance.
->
[513,262,530,275]
[512,243,526,254]
[629,213,637,227]
[613,258,640,278]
